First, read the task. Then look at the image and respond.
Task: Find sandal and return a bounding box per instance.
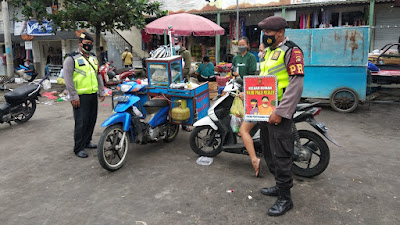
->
[182,125,193,132]
[254,158,262,177]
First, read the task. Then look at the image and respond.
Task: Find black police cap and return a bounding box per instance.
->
[79,32,94,42]
[258,16,288,31]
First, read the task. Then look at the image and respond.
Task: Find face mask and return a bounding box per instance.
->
[238,46,247,53]
[258,52,264,59]
[174,45,180,51]
[263,34,276,47]
[82,43,93,52]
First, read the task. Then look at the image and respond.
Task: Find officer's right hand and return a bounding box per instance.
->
[238,92,244,100]
[71,99,80,108]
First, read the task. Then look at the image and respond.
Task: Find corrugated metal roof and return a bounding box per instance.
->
[195,0,395,15]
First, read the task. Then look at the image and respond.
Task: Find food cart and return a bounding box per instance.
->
[144,55,210,125]
[286,27,369,113]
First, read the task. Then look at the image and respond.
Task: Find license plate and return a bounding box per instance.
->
[114,96,130,102]
[316,122,328,131]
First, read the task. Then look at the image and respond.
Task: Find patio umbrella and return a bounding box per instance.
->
[145,13,225,36]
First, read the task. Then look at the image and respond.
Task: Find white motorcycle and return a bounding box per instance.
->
[189,78,340,177]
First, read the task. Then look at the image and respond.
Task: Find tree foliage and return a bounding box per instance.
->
[12,0,167,60]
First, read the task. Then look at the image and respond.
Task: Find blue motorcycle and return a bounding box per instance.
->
[97,81,180,171]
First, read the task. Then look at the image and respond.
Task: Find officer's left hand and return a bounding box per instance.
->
[99,96,105,102]
[268,112,282,125]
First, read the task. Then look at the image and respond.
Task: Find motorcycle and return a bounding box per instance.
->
[99,61,135,87]
[189,78,340,178]
[0,74,49,125]
[97,80,180,171]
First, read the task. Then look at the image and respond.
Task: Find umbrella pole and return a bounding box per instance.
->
[168,26,174,56]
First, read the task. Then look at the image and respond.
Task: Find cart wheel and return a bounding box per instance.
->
[330,88,358,113]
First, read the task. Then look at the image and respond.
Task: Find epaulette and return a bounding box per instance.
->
[284,41,303,53]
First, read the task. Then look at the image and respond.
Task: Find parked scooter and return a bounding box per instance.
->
[97,80,180,171]
[99,61,135,87]
[189,78,340,178]
[0,74,49,125]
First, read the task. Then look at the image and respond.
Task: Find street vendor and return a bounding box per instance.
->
[174,36,191,81]
[231,37,257,79]
[174,36,193,132]
[258,16,304,216]
[195,56,216,82]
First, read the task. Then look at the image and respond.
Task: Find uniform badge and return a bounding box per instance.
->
[271,51,281,60]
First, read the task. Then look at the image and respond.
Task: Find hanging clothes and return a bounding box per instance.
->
[313,12,319,28]
[300,14,304,29]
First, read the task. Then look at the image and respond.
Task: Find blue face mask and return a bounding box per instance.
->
[174,45,180,51]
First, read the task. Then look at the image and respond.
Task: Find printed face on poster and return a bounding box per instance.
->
[244,76,277,122]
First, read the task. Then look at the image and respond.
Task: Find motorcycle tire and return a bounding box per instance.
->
[292,130,330,178]
[14,99,36,124]
[97,124,129,171]
[163,123,179,143]
[189,126,223,157]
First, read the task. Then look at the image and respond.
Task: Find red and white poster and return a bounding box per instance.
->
[244,76,277,122]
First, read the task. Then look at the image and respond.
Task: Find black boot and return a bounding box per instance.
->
[268,188,293,216]
[260,186,279,196]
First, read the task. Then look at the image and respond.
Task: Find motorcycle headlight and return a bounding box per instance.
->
[119,84,132,92]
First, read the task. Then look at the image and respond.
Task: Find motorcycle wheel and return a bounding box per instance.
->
[98,124,129,171]
[189,126,223,157]
[292,130,330,178]
[14,99,36,124]
[163,123,179,143]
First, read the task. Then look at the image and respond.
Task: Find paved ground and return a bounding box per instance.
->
[0,84,399,225]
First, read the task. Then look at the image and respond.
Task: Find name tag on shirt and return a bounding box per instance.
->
[271,51,281,60]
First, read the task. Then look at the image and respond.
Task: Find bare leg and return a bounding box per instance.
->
[239,121,260,176]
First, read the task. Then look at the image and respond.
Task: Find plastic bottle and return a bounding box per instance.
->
[132,106,143,117]
[187,81,191,89]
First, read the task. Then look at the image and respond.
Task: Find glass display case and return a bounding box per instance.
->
[146,56,183,87]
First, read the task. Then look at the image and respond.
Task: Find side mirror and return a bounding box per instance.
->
[111,60,114,64]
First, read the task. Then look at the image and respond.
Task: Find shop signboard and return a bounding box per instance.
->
[26,20,54,36]
[25,41,33,50]
[243,76,277,122]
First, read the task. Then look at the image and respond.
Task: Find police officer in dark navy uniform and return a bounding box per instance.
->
[63,32,105,158]
[258,16,305,216]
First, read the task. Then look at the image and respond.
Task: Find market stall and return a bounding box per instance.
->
[143,13,226,125]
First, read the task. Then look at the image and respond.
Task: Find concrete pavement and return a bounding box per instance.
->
[0,90,399,225]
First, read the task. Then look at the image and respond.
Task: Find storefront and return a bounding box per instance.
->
[148,0,398,65]
[373,2,400,50]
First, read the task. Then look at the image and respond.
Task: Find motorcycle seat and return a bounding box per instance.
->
[143,99,169,107]
[5,84,39,103]
[114,67,131,75]
[0,102,10,114]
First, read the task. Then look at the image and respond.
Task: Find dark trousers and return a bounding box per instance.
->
[260,118,294,190]
[73,93,98,153]
[197,75,216,82]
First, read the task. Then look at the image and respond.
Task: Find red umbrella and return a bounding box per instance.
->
[145,13,224,36]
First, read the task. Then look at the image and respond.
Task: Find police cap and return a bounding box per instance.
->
[258,16,288,31]
[79,32,94,42]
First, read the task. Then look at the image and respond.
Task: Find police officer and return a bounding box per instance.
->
[257,16,305,216]
[64,32,105,158]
